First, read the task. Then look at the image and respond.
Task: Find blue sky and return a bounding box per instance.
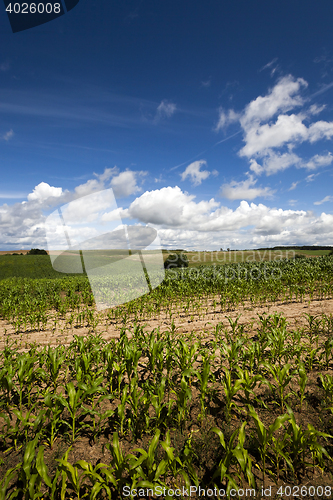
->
[1,0,333,251]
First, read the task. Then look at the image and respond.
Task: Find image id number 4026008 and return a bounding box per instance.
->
[5,2,61,14]
[277,485,332,496]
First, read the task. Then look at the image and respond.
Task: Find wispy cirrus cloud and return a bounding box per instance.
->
[314,195,333,205]
[154,100,176,123]
[2,129,14,141]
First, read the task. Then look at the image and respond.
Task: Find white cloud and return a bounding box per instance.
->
[306,173,319,182]
[154,100,176,122]
[220,175,275,200]
[181,160,212,186]
[1,181,333,250]
[218,75,333,177]
[240,113,308,158]
[215,108,239,132]
[314,195,333,205]
[126,186,219,226]
[259,58,279,76]
[2,129,14,141]
[288,182,299,191]
[241,75,307,127]
[250,151,302,176]
[28,182,63,203]
[309,104,326,115]
[110,170,147,198]
[304,152,333,170]
[308,121,333,143]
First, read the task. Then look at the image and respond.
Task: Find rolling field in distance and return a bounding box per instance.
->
[0,252,333,498]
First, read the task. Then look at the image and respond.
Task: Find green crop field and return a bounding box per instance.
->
[0,254,84,281]
[0,255,333,498]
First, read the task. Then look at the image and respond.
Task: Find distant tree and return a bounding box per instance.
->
[27,248,48,255]
[227,248,230,252]
[329,250,333,256]
[164,253,189,269]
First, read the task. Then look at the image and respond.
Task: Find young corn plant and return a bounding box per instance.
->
[212,422,256,493]
[196,355,212,422]
[45,345,67,390]
[55,381,90,443]
[174,376,192,430]
[74,460,117,500]
[43,392,66,450]
[248,405,291,486]
[128,429,189,492]
[221,369,243,422]
[318,373,333,408]
[150,377,174,432]
[56,447,87,500]
[105,432,132,491]
[263,362,295,410]
[0,437,53,500]
[294,363,308,412]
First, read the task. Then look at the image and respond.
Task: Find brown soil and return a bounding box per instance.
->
[1,295,332,351]
[1,297,333,498]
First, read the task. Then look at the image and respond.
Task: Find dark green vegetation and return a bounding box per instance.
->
[0,254,84,281]
[27,249,48,255]
[164,253,189,269]
[0,256,333,497]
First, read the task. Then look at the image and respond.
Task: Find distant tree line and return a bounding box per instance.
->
[27,248,48,255]
[258,245,333,251]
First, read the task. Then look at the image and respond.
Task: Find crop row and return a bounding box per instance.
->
[1,312,333,498]
[0,257,333,334]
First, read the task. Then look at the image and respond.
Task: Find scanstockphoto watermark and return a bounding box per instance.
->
[189,249,296,265]
[123,485,333,498]
[123,485,257,497]
[44,188,165,310]
[166,262,284,283]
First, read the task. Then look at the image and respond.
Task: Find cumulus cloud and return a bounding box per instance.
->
[1,180,333,250]
[181,160,212,186]
[126,186,219,226]
[250,151,302,176]
[111,170,147,198]
[220,175,275,200]
[218,75,333,177]
[241,75,307,127]
[28,182,63,203]
[121,188,333,247]
[240,113,308,158]
[314,195,333,205]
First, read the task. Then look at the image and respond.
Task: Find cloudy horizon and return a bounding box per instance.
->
[1,2,333,251]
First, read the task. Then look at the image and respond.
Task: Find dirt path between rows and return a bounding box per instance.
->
[1,296,332,351]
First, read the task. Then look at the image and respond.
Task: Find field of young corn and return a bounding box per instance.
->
[0,256,333,498]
